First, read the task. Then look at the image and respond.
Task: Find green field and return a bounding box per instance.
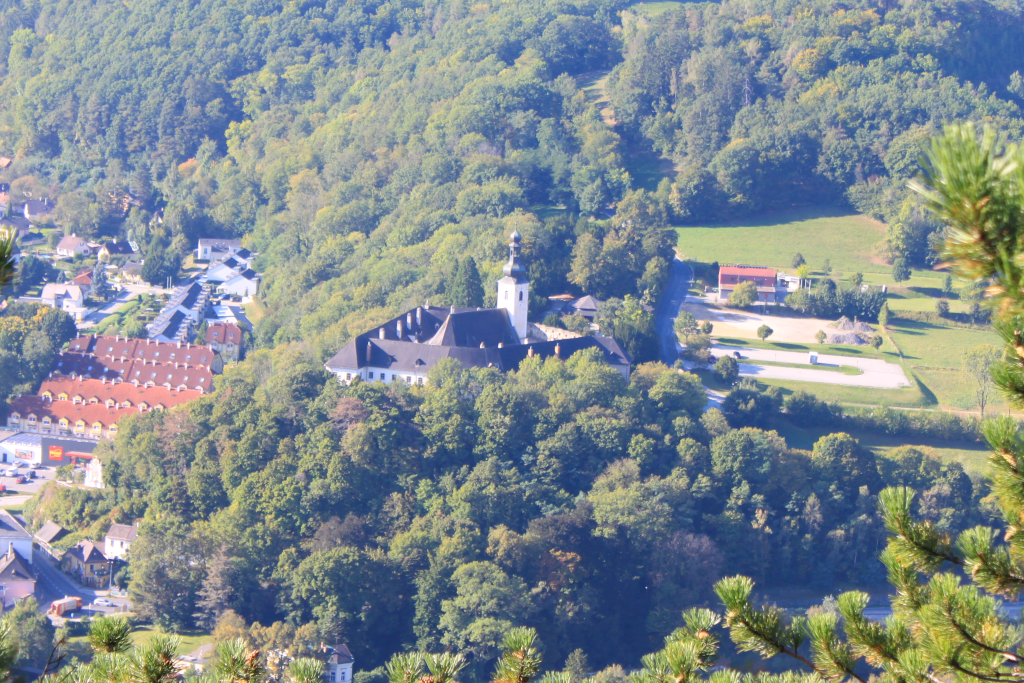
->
[773,421,991,474]
[753,377,931,409]
[631,1,686,16]
[676,206,887,274]
[887,318,1000,368]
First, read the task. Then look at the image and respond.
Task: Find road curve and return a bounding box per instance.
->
[654,256,691,364]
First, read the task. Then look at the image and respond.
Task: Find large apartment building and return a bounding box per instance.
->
[6,335,219,440]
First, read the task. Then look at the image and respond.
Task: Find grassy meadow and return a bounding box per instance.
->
[675,206,887,274]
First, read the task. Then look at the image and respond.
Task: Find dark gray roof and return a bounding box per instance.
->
[326,306,630,375]
[35,521,69,545]
[149,310,188,340]
[101,240,134,255]
[0,548,35,582]
[329,644,354,664]
[0,510,30,540]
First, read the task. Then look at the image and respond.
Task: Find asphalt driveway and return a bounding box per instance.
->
[717,345,911,389]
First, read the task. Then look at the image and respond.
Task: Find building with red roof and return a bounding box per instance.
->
[718,266,784,304]
[206,322,243,362]
[4,335,219,440]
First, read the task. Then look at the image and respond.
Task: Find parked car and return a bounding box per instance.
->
[29,463,40,469]
[93,598,112,607]
[733,351,742,359]
[14,476,26,484]
[25,471,36,479]
[2,469,14,477]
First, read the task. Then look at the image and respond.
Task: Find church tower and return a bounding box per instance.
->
[497,230,529,342]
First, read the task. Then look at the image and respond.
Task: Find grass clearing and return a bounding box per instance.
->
[773,421,991,474]
[631,1,686,16]
[676,206,886,274]
[752,377,930,408]
[887,319,1000,368]
[132,625,213,655]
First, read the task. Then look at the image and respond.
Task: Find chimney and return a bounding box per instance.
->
[406,311,413,328]
[528,347,534,357]
[7,543,11,560]
[450,305,455,313]
[378,328,386,340]
[425,298,430,308]
[396,319,404,338]
[416,307,422,326]
[479,342,485,348]
[555,343,561,358]
[365,341,372,363]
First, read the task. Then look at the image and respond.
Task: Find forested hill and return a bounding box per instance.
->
[1,0,1022,354]
[607,0,1024,262]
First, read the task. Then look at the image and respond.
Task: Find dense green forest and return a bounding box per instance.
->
[2,0,1022,675]
[27,350,990,673]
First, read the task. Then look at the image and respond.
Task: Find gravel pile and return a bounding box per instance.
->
[831,316,874,333]
[827,332,868,345]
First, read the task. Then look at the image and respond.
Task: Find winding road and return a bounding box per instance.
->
[654,256,692,364]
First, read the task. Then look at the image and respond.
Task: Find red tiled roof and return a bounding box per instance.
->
[52,352,213,390]
[719,266,777,278]
[67,335,216,368]
[11,377,203,428]
[206,322,242,344]
[71,272,93,286]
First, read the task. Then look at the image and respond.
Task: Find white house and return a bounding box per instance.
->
[103,523,137,561]
[325,644,354,683]
[217,269,260,297]
[23,198,53,220]
[196,238,243,261]
[41,283,85,311]
[56,234,91,258]
[205,257,245,283]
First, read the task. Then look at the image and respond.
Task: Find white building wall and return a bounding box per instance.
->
[497,277,529,342]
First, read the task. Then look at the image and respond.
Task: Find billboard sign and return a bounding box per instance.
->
[48,446,63,461]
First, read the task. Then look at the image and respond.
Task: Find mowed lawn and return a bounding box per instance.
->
[676,206,887,274]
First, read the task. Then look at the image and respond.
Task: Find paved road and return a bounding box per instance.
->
[719,345,911,389]
[654,257,692,364]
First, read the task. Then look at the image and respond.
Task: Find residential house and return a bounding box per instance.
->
[0,511,31,564]
[34,521,69,559]
[196,238,243,261]
[206,322,243,362]
[56,234,92,258]
[717,266,782,304]
[0,544,36,608]
[103,523,137,561]
[98,239,135,259]
[40,283,87,319]
[205,257,245,283]
[70,271,93,297]
[148,282,211,343]
[217,269,260,297]
[121,260,143,283]
[325,233,631,385]
[62,540,110,588]
[23,198,53,220]
[0,217,31,240]
[325,644,354,683]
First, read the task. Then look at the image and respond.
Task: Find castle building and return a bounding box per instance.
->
[324,232,630,385]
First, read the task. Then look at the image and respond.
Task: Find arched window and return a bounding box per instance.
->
[519,291,523,301]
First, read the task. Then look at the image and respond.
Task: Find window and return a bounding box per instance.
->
[519,291,523,301]
[368,371,374,379]
[9,413,17,423]
[345,373,351,380]
[504,291,508,300]
[331,674,336,683]
[405,376,412,384]
[109,425,118,435]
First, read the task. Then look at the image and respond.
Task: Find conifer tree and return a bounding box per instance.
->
[449,256,484,308]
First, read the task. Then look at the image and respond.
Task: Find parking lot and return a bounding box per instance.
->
[0,462,56,497]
